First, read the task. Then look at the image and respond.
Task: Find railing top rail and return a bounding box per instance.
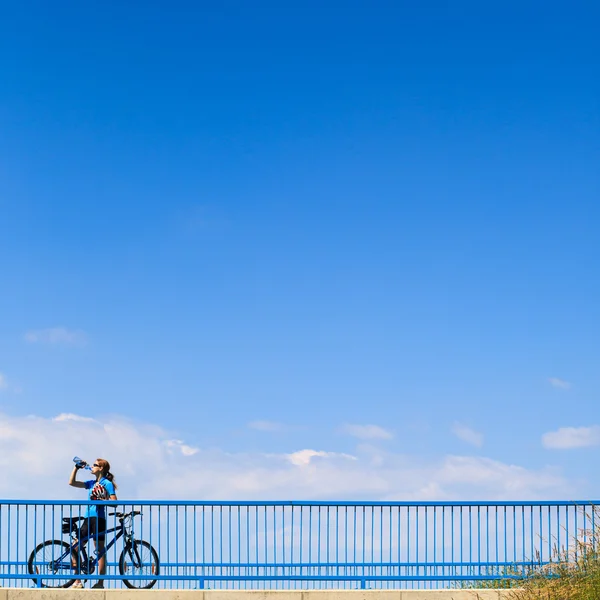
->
[0,499,598,506]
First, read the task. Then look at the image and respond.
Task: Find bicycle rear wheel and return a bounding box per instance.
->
[119,540,159,589]
[28,540,83,588]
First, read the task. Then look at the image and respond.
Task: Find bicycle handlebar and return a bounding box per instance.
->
[108,510,141,518]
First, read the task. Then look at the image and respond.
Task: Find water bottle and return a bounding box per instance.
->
[73,456,91,470]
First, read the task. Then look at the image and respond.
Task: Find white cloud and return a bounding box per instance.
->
[542,426,600,449]
[24,327,87,346]
[0,411,579,500]
[549,377,571,390]
[53,413,97,423]
[340,423,393,440]
[451,422,484,448]
[248,420,284,432]
[165,439,199,456]
[286,449,356,466]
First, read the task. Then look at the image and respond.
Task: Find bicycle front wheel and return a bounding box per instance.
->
[28,540,82,588]
[119,540,159,589]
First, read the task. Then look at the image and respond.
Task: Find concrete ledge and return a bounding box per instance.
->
[3,591,517,600]
[7,591,104,600]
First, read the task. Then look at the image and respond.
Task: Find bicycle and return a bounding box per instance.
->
[27,510,160,589]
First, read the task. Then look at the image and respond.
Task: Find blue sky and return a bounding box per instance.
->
[0,1,599,499]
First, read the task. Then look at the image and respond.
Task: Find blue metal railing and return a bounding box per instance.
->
[1,500,597,589]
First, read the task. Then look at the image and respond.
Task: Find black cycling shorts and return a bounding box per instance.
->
[79,516,107,542]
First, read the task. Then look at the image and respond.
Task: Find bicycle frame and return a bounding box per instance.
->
[57,518,131,573]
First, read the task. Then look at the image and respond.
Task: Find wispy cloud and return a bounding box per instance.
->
[0,411,578,500]
[340,423,393,440]
[24,327,87,346]
[286,449,356,466]
[452,422,484,448]
[248,420,285,432]
[548,377,571,390]
[542,426,600,449]
[0,373,8,391]
[165,439,199,456]
[53,413,97,423]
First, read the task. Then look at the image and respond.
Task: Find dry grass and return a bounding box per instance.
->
[511,536,600,600]
[462,508,600,600]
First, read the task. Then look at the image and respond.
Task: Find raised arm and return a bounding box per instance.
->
[69,465,87,488]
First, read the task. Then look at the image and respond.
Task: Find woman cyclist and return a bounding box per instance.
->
[69,458,118,588]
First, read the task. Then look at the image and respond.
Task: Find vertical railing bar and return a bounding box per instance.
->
[193,506,196,587]
[16,504,19,586]
[25,504,29,586]
[574,505,579,561]
[592,505,596,552]
[299,506,303,564]
[530,505,534,568]
[441,506,445,573]
[264,505,268,566]
[434,505,438,565]
[345,506,348,565]
[566,504,570,558]
[245,505,249,567]
[459,506,463,564]
[495,506,498,564]
[336,505,339,565]
[309,506,312,564]
[548,504,552,561]
[520,505,525,567]
[584,505,588,553]
[318,506,321,565]
[202,505,205,577]
[450,505,454,565]
[485,505,489,564]
[407,505,411,564]
[388,506,392,565]
[539,504,543,562]
[228,505,232,567]
[416,506,419,563]
[7,504,11,583]
[185,505,190,589]
[556,504,561,556]
[175,504,179,587]
[326,506,330,564]
[273,505,276,568]
[237,505,241,567]
[291,505,295,566]
[504,505,508,563]
[211,505,214,566]
[477,505,481,566]
[353,505,357,565]
[220,505,223,566]
[469,506,473,564]
[362,505,365,564]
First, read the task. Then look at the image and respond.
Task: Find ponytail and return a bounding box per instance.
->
[96,458,118,490]
[105,471,118,490]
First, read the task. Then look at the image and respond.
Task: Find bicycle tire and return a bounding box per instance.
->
[27,539,84,588]
[119,540,160,589]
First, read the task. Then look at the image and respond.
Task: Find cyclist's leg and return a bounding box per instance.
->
[92,518,107,588]
[72,519,89,587]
